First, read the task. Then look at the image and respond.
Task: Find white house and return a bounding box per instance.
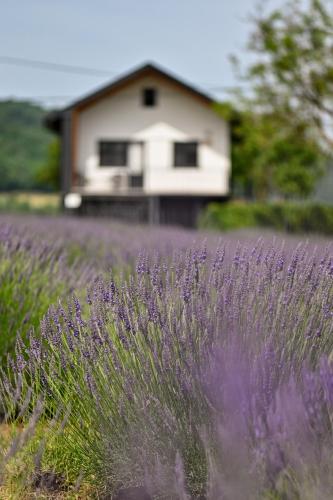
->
[46,62,231,226]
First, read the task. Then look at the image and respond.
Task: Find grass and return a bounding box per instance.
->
[0,423,95,499]
[0,192,60,215]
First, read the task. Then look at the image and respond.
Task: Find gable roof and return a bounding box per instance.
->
[45,62,215,132]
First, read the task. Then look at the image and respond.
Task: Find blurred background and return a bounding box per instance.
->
[0,0,332,234]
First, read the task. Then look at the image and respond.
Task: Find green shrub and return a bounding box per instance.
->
[200,201,333,234]
[199,201,257,230]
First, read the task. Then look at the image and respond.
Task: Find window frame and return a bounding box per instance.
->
[98,140,128,167]
[173,141,198,168]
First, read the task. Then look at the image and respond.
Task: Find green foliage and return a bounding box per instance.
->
[222,0,333,201]
[245,0,333,149]
[200,201,333,234]
[35,139,61,191]
[215,104,325,200]
[0,100,55,191]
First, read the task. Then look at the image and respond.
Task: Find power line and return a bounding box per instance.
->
[6,96,74,99]
[0,55,249,104]
[0,55,247,91]
[0,56,116,77]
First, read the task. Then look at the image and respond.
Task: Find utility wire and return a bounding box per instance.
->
[0,55,249,106]
[0,55,241,91]
[0,55,116,77]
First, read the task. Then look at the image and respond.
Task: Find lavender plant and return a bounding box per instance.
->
[0,213,258,270]
[3,238,333,498]
[0,221,92,362]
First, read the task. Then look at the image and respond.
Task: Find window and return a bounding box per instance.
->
[99,141,128,166]
[174,142,198,167]
[129,174,143,188]
[142,88,157,107]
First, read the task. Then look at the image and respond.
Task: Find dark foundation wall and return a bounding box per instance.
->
[72,195,227,228]
[77,196,149,223]
[159,197,224,227]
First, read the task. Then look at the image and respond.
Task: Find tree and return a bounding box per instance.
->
[0,100,54,191]
[223,0,332,200]
[246,0,333,149]
[215,103,324,200]
[35,139,61,191]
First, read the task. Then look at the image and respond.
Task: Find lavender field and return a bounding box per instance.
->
[1,215,333,499]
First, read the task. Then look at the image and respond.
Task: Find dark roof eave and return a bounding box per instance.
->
[64,62,214,112]
[44,110,63,134]
[44,62,217,132]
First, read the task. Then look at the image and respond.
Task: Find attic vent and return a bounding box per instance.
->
[142,88,157,107]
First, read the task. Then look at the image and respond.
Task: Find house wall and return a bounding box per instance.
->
[75,76,230,196]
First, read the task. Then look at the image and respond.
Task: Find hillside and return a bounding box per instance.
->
[0,100,55,190]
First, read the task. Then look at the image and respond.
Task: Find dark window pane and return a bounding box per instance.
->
[174,142,198,167]
[129,174,143,188]
[99,141,127,166]
[143,88,157,107]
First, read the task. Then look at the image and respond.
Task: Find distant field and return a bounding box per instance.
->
[0,191,60,213]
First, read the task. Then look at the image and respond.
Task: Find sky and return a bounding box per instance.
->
[0,0,284,108]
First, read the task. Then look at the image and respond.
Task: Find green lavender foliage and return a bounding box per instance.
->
[0,223,92,362]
